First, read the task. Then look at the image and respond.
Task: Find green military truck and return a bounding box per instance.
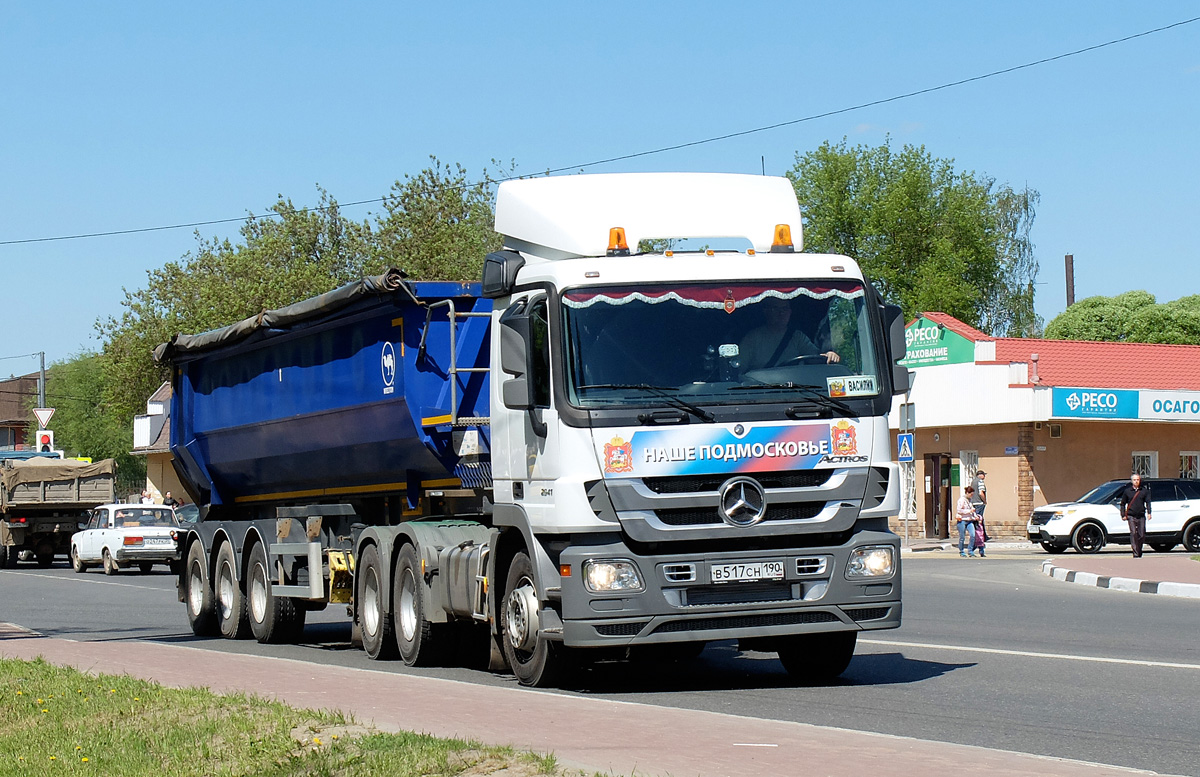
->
[0,455,117,567]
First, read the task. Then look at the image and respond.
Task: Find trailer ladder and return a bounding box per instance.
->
[417,299,490,428]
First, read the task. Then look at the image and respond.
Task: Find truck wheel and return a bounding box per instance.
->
[777,631,857,684]
[1071,522,1105,554]
[138,562,155,574]
[247,541,305,644]
[71,545,88,573]
[394,543,439,665]
[358,544,397,660]
[215,543,251,639]
[36,552,54,568]
[102,548,118,575]
[501,551,563,688]
[185,542,219,636]
[2,545,18,568]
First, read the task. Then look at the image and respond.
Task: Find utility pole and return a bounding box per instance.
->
[1065,254,1075,307]
[38,351,45,408]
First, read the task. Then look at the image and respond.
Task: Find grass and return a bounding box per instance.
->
[0,657,579,776]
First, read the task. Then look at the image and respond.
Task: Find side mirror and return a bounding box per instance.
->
[482,251,526,299]
[883,303,912,395]
[77,521,88,531]
[498,301,534,410]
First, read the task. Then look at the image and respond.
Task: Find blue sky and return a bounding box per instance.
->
[2,2,1198,372]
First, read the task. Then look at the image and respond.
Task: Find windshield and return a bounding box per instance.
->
[1076,482,1124,504]
[113,508,177,528]
[562,281,881,409]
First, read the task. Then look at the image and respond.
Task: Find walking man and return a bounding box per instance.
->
[1119,473,1153,558]
[970,470,987,517]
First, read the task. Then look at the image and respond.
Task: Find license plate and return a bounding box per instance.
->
[145,538,173,546]
[710,560,785,583]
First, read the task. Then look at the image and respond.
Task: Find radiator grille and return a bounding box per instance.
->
[651,610,839,634]
[595,622,647,637]
[685,581,794,606]
[642,469,832,494]
[849,607,891,621]
[656,502,823,526]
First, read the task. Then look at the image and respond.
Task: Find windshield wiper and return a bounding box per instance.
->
[731,382,855,417]
[577,383,715,423]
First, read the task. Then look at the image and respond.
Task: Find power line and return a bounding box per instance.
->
[2,15,1196,249]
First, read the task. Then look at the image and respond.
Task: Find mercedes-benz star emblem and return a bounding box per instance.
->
[718,476,767,526]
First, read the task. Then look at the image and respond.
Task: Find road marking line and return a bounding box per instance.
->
[0,569,167,592]
[860,638,1200,670]
[731,743,779,747]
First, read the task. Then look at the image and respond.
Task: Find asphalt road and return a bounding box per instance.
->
[2,548,1198,776]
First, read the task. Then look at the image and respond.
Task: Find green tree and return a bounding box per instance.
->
[788,138,1040,336]
[1045,292,1200,344]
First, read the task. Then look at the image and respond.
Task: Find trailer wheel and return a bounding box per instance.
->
[777,631,857,684]
[394,543,438,665]
[215,543,250,639]
[246,542,304,644]
[184,541,219,636]
[501,551,564,687]
[358,544,397,660]
[36,551,54,568]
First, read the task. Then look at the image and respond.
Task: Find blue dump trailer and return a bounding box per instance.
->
[164,174,909,687]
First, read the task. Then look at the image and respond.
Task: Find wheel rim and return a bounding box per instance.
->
[1078,526,1102,552]
[72,547,80,568]
[103,550,112,571]
[505,575,540,655]
[398,568,418,641]
[188,560,205,615]
[217,560,235,619]
[250,562,268,623]
[363,568,381,637]
[1186,526,1200,552]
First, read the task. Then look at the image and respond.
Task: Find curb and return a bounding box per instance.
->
[1041,560,1200,599]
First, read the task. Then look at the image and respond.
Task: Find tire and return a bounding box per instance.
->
[501,550,564,688]
[0,545,8,568]
[184,541,219,636]
[1149,542,1177,553]
[358,544,397,660]
[394,544,439,666]
[247,541,305,644]
[214,543,251,639]
[1183,521,1200,553]
[36,552,54,568]
[1040,541,1067,554]
[102,548,118,575]
[138,562,155,574]
[1071,522,1106,554]
[2,545,18,568]
[777,631,857,684]
[71,545,88,573]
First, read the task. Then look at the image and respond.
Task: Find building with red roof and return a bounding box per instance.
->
[891,313,1200,544]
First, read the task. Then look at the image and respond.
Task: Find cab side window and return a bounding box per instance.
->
[530,298,551,408]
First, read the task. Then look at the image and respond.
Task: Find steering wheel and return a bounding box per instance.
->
[786,354,829,364]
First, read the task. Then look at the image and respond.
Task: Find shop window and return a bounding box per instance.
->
[1180,452,1200,480]
[1131,451,1158,478]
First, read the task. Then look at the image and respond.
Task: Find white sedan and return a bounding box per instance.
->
[70,504,181,575]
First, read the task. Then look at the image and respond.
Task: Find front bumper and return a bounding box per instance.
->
[558,530,901,648]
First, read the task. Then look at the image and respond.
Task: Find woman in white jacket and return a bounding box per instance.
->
[956,485,980,558]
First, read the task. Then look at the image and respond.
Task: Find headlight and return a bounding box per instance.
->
[583,559,644,593]
[845,546,894,579]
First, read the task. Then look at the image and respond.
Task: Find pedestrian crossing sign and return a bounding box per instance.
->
[897,433,914,462]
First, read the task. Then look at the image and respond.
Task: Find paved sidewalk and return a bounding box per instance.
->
[1042,553,1200,598]
[0,622,1183,777]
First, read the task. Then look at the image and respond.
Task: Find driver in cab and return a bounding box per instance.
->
[738,296,840,372]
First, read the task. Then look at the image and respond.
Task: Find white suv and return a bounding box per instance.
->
[1027,478,1200,554]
